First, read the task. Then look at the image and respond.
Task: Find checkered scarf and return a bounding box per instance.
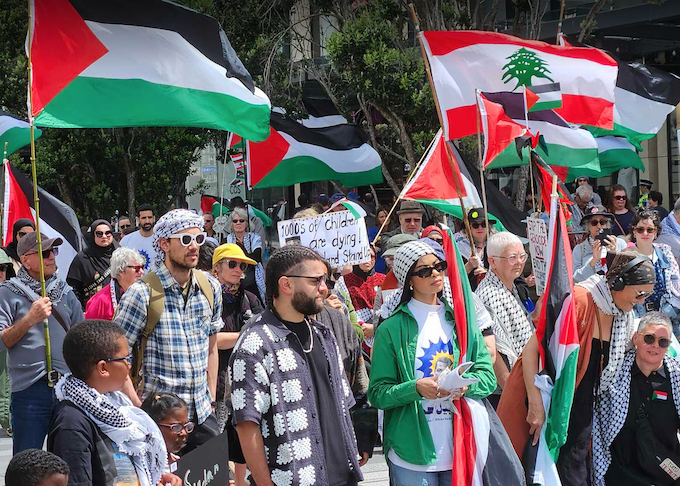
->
[152,209,204,266]
[2,266,70,305]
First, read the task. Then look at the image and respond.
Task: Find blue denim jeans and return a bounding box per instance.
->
[11,379,58,454]
[388,460,453,486]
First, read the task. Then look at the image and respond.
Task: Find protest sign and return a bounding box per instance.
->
[277,211,371,267]
[173,431,229,485]
[527,217,549,295]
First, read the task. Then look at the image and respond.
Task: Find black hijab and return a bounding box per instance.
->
[4,219,36,261]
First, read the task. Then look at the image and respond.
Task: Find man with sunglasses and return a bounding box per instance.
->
[0,232,84,453]
[116,209,224,454]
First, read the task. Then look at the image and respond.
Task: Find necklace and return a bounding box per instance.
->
[301,318,314,354]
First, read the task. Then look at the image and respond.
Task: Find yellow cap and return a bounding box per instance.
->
[212,243,257,267]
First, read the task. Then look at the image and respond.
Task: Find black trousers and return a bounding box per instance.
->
[182,411,219,455]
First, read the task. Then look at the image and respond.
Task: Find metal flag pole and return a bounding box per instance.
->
[475,91,490,241]
[27,0,54,386]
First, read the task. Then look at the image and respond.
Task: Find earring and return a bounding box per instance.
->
[409,284,413,290]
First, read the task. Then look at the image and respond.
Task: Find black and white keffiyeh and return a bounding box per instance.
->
[592,350,680,485]
[152,209,204,266]
[475,269,533,367]
[55,375,167,486]
[2,266,70,305]
[577,274,635,394]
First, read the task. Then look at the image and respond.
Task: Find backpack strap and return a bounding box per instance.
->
[193,270,215,311]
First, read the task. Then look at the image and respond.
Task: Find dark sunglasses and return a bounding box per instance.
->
[614,195,627,201]
[286,274,328,288]
[470,222,487,229]
[95,230,113,238]
[158,421,195,434]
[17,231,31,238]
[119,224,131,229]
[642,334,671,349]
[233,219,247,224]
[413,260,448,278]
[104,353,133,366]
[25,247,59,258]
[404,218,421,224]
[225,260,248,271]
[589,219,609,227]
[127,265,145,272]
[634,226,657,235]
[0,264,10,272]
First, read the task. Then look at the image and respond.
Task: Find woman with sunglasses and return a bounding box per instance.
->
[226,207,265,303]
[592,312,680,486]
[369,240,496,485]
[67,219,119,308]
[606,184,635,237]
[629,209,680,329]
[498,249,656,486]
[454,207,497,291]
[573,205,627,283]
[84,247,145,320]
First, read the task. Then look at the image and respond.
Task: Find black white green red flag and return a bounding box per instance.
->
[0,111,41,157]
[28,0,271,140]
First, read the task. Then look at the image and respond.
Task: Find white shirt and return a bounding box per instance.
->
[120,230,157,273]
[388,298,454,472]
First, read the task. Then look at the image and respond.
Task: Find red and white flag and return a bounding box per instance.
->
[421,30,617,140]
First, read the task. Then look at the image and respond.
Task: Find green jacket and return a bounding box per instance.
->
[368,300,496,466]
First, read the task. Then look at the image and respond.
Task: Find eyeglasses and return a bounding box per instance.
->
[470,222,486,229]
[633,287,653,300]
[168,232,206,246]
[493,252,528,265]
[0,264,9,272]
[104,353,133,366]
[17,231,31,238]
[25,247,59,258]
[119,224,131,230]
[95,230,113,238]
[614,195,627,201]
[285,274,328,288]
[589,219,609,227]
[413,260,448,278]
[224,260,248,271]
[158,421,195,434]
[233,219,247,224]
[642,334,671,348]
[127,265,144,272]
[403,218,421,224]
[634,227,657,235]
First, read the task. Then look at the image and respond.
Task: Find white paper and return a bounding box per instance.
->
[437,361,479,393]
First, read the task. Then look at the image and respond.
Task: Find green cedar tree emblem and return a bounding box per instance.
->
[502,48,554,91]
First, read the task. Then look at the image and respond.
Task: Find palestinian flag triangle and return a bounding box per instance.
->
[3,160,83,280]
[28,0,271,140]
[247,111,382,188]
[0,111,42,157]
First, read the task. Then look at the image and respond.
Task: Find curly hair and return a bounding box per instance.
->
[630,207,661,241]
[6,449,69,486]
[63,320,126,380]
[265,245,327,309]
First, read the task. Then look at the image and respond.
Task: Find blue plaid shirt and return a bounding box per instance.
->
[115,263,223,423]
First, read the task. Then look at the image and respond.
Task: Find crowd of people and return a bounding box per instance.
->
[3,177,680,486]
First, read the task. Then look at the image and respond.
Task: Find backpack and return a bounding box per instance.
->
[129,270,214,394]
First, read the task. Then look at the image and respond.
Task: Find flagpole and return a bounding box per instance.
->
[220,132,232,219]
[1,142,7,244]
[475,91,490,241]
[411,4,477,257]
[523,87,537,215]
[27,0,54,387]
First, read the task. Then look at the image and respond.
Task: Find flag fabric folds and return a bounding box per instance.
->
[325,198,367,219]
[0,111,42,157]
[200,195,272,227]
[420,30,617,141]
[476,91,530,168]
[28,0,271,140]
[3,160,83,279]
[247,111,382,189]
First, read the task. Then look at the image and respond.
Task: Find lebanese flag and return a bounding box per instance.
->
[28,0,271,141]
[523,194,579,485]
[421,31,617,140]
[3,160,83,280]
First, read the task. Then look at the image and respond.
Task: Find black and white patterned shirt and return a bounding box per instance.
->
[229,309,363,486]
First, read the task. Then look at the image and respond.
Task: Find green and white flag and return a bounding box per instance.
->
[0,111,41,157]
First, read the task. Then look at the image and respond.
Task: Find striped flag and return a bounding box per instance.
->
[325,198,366,219]
[529,83,562,112]
[28,0,271,140]
[560,136,645,181]
[200,195,272,227]
[420,30,617,140]
[0,111,42,157]
[524,194,579,485]
[476,91,531,168]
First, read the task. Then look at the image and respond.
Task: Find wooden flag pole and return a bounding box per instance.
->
[27,0,54,386]
[410,4,477,257]
[522,87,537,215]
[475,91,490,241]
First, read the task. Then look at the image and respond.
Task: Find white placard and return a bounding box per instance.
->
[277,211,371,267]
[527,217,549,295]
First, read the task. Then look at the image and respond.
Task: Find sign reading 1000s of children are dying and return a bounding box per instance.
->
[278,211,371,267]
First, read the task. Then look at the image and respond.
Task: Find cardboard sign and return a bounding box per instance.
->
[277,211,371,266]
[173,431,229,486]
[527,217,549,295]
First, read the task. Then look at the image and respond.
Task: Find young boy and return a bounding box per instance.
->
[48,320,181,486]
[6,449,69,486]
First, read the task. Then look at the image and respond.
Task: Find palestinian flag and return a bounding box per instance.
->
[2,160,83,280]
[560,136,644,181]
[529,83,562,112]
[301,79,349,129]
[325,198,366,219]
[0,111,42,157]
[247,111,382,188]
[28,0,271,140]
[420,30,617,140]
[200,195,272,227]
[524,194,579,485]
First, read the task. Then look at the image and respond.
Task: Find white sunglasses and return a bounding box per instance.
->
[168,232,207,246]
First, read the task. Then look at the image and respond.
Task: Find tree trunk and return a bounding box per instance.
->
[114,128,138,218]
[578,0,608,42]
[374,103,418,167]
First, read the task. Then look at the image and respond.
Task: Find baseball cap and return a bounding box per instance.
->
[212,243,257,267]
[17,232,63,257]
[382,234,417,257]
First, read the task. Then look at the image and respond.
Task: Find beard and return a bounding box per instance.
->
[291,289,323,316]
[168,251,198,271]
[141,223,154,231]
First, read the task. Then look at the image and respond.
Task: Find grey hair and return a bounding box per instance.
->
[637,311,673,333]
[673,197,680,216]
[227,207,249,233]
[575,183,593,201]
[487,231,523,257]
[110,247,145,280]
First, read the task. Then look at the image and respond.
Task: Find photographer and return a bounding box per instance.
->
[573,205,627,283]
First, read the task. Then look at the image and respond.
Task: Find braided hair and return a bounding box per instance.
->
[265,245,327,310]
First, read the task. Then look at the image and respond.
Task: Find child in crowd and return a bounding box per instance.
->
[6,449,69,486]
[142,392,192,471]
[48,319,181,486]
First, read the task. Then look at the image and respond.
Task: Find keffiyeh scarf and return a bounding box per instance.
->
[152,209,204,265]
[2,266,70,305]
[592,350,680,486]
[661,213,680,238]
[578,274,635,394]
[55,375,167,486]
[475,269,533,368]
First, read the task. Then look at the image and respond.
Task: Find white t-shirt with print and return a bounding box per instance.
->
[388,298,454,472]
[120,230,157,273]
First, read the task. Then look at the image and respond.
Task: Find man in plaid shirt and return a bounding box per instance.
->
[116,209,223,453]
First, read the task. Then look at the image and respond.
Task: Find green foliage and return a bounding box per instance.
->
[502,48,554,90]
